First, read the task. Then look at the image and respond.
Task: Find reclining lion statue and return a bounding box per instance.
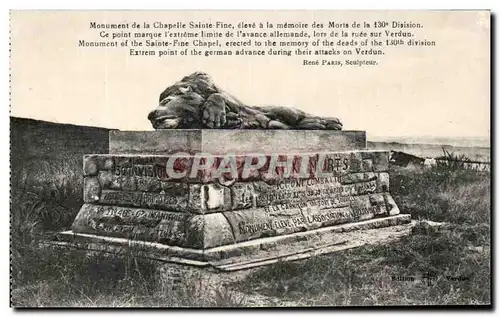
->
[147,72,343,130]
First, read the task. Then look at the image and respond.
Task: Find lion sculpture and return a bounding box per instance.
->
[147,72,343,130]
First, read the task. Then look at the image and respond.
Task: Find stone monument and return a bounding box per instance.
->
[56,72,412,274]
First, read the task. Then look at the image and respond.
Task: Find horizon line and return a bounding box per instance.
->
[9,115,491,141]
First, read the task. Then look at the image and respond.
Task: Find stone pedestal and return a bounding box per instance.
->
[57,130,412,271]
[109,130,366,155]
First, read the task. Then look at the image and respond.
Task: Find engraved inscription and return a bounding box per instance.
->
[100,190,142,206]
[256,176,378,207]
[236,206,379,236]
[100,205,187,222]
[80,205,190,246]
[142,192,180,208]
[98,190,188,211]
[263,196,354,213]
[114,163,169,179]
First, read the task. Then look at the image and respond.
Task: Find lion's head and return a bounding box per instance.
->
[148,72,223,129]
[147,86,206,129]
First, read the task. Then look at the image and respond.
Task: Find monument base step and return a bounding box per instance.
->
[48,214,413,271]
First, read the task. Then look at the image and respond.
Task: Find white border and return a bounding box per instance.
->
[3,0,497,10]
[2,0,497,316]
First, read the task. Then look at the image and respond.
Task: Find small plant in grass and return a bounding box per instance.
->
[436,148,477,171]
[212,287,247,307]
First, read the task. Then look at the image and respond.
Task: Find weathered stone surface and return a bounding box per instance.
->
[384,193,401,216]
[136,177,162,192]
[93,181,189,211]
[161,182,188,194]
[83,156,98,176]
[347,152,364,173]
[98,157,114,171]
[60,214,413,268]
[362,158,374,172]
[351,193,389,216]
[340,173,364,184]
[203,213,236,248]
[77,150,391,185]
[96,153,220,184]
[350,195,371,210]
[110,130,202,155]
[188,183,231,214]
[141,188,188,211]
[111,156,180,182]
[231,183,256,210]
[71,204,236,248]
[71,147,404,254]
[183,215,205,248]
[369,193,385,206]
[340,172,377,184]
[259,154,318,182]
[303,206,356,230]
[121,176,137,191]
[83,177,101,203]
[368,193,389,216]
[82,150,393,216]
[211,153,321,184]
[71,204,190,247]
[372,151,390,172]
[243,176,383,212]
[350,180,377,195]
[100,172,189,194]
[99,190,143,207]
[223,208,301,243]
[254,176,345,207]
[377,172,390,192]
[110,130,366,155]
[98,171,122,190]
[365,172,377,182]
[222,197,386,243]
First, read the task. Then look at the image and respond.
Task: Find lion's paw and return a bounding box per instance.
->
[202,94,227,128]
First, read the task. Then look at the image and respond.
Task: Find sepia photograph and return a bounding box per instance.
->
[9,9,491,308]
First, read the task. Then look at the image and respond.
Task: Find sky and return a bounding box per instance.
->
[10,10,490,139]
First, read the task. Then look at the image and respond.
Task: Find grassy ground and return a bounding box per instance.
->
[10,117,491,307]
[236,165,491,306]
[9,117,247,307]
